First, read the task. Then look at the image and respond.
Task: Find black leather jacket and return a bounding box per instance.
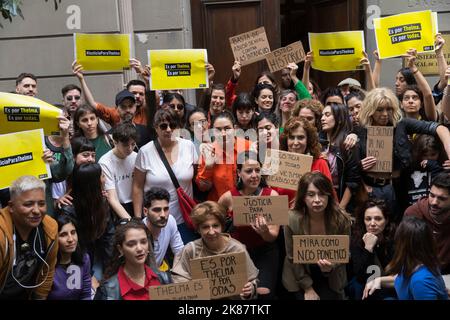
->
[357,118,440,172]
[320,136,362,200]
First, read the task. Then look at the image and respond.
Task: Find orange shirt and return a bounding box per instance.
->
[196,137,250,202]
[96,102,148,126]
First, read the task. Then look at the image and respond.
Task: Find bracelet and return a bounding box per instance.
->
[412,68,419,74]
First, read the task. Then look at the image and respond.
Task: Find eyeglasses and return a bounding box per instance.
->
[150,207,170,213]
[159,123,177,130]
[66,96,81,101]
[169,104,184,111]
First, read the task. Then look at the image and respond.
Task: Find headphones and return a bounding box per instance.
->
[12,227,49,289]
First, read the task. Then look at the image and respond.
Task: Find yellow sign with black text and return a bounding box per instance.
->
[74,33,131,71]
[0,92,61,136]
[308,31,365,72]
[148,49,209,90]
[0,129,51,190]
[374,10,438,59]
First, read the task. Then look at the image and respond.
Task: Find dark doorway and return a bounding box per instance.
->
[281,0,365,91]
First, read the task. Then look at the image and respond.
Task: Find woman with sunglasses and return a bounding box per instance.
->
[95,219,171,300]
[171,201,258,300]
[47,214,92,300]
[162,92,188,128]
[196,111,251,202]
[133,108,199,244]
[218,151,279,299]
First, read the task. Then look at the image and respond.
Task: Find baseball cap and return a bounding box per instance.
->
[337,78,361,88]
[115,89,136,107]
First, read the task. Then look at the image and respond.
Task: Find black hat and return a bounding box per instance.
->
[115,89,135,107]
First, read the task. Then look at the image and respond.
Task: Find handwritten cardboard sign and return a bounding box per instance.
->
[293,235,349,264]
[265,41,306,73]
[367,126,393,173]
[149,278,210,300]
[232,195,289,225]
[229,27,271,66]
[265,150,313,190]
[190,251,247,299]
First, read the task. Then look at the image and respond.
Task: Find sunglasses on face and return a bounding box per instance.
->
[169,104,184,111]
[66,96,81,101]
[159,123,177,130]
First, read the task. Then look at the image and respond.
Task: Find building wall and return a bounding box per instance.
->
[365,0,450,89]
[0,0,194,106]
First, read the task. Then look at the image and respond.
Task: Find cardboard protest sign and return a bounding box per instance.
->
[0,92,61,136]
[293,235,349,264]
[74,33,131,71]
[232,195,289,226]
[308,31,365,72]
[148,49,208,90]
[367,126,394,173]
[374,10,438,59]
[265,150,313,190]
[190,252,247,299]
[229,27,271,66]
[416,34,450,76]
[149,279,210,300]
[0,129,51,190]
[265,41,306,73]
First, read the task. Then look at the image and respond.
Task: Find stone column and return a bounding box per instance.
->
[118,0,135,85]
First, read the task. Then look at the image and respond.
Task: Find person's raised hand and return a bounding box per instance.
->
[232,61,242,81]
[72,60,84,80]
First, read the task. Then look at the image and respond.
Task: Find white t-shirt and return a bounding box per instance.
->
[135,138,198,224]
[143,215,184,267]
[99,150,137,204]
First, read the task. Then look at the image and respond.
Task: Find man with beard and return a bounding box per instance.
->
[111,89,151,149]
[15,73,37,97]
[142,187,184,270]
[405,172,450,274]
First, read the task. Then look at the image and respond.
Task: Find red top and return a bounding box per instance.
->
[118,265,161,300]
[273,158,335,205]
[229,186,273,249]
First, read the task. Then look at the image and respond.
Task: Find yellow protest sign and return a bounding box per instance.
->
[308,31,365,72]
[0,92,61,136]
[374,10,438,59]
[0,129,51,190]
[148,49,209,90]
[416,34,450,76]
[74,33,131,71]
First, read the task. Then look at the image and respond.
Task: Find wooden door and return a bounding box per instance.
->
[307,0,364,90]
[191,0,281,99]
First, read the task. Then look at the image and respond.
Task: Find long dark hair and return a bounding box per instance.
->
[56,214,84,265]
[252,83,277,113]
[351,199,396,249]
[325,103,353,148]
[103,219,157,280]
[72,163,108,242]
[73,104,104,137]
[411,134,445,166]
[386,216,441,278]
[294,171,351,234]
[399,84,427,119]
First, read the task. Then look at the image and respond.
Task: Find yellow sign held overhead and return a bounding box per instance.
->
[0,129,51,190]
[0,92,61,136]
[74,33,131,71]
[374,10,438,59]
[148,49,209,90]
[308,31,365,72]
